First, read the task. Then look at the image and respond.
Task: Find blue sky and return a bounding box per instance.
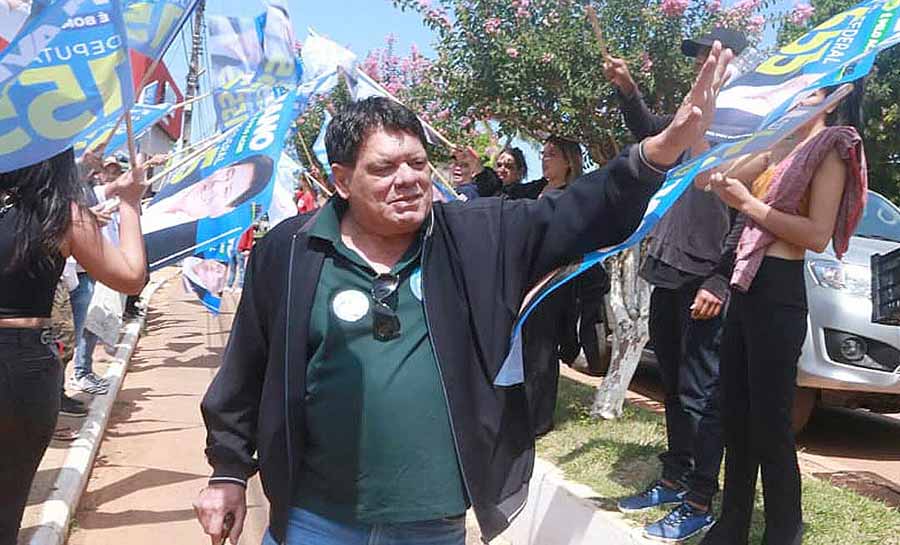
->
[165,0,796,173]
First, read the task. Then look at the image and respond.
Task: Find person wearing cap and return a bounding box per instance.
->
[603,27,747,543]
[100,153,130,184]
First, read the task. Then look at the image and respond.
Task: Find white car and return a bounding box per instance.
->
[793,190,900,431]
[592,191,900,432]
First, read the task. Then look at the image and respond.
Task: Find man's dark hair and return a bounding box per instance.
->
[325,97,429,166]
[229,154,275,208]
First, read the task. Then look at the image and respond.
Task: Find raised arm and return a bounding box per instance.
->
[604,56,674,140]
[513,42,734,284]
[709,148,846,253]
[65,164,148,294]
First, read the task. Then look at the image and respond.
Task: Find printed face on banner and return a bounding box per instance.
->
[143,90,301,270]
[709,0,900,141]
[144,156,272,232]
[0,0,133,172]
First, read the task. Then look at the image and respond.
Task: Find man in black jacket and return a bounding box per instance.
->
[194,43,733,545]
[604,28,746,542]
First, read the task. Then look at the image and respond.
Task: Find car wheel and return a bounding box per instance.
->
[792,387,818,434]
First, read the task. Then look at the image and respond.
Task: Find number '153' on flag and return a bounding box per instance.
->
[0,0,133,173]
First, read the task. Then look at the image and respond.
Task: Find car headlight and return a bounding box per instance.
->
[808,260,872,299]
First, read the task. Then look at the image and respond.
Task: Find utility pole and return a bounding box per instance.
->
[182,0,206,147]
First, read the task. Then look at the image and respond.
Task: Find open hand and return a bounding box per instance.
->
[643,41,734,166]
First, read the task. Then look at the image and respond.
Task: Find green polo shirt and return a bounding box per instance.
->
[295,200,467,524]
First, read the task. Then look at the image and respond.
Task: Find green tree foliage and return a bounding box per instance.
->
[391,0,766,162]
[779,0,900,203]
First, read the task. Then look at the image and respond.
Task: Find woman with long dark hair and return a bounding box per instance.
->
[0,148,148,544]
[700,83,868,545]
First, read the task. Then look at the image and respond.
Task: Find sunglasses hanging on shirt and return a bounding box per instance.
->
[372,273,401,341]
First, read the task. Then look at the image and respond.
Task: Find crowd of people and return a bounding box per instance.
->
[0,27,871,545]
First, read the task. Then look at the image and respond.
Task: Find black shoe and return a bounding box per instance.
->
[60,394,88,417]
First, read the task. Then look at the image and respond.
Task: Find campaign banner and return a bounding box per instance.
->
[209,2,301,130]
[0,0,133,172]
[123,0,199,62]
[312,109,332,176]
[73,101,172,156]
[494,84,860,386]
[143,85,306,271]
[710,0,900,142]
[181,257,227,313]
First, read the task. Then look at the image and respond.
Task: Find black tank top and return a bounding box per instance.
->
[0,206,65,319]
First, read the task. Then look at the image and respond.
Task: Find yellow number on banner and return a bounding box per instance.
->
[88,50,125,117]
[0,85,31,153]
[125,2,152,46]
[20,66,95,141]
[151,4,185,49]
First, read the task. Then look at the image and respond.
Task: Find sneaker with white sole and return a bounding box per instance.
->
[68,373,110,395]
[643,502,715,543]
[618,481,687,513]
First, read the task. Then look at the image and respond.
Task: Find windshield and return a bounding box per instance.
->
[855,191,900,243]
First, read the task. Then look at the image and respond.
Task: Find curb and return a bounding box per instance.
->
[501,458,656,545]
[27,271,180,545]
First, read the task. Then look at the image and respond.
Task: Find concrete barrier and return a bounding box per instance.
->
[27,272,178,545]
[500,458,654,545]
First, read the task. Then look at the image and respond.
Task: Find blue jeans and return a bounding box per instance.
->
[227,252,246,289]
[262,508,466,545]
[70,272,99,379]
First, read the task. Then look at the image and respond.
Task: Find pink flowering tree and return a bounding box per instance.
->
[392,0,766,163]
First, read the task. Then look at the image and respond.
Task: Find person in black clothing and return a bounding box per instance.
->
[606,27,747,543]
[0,149,148,545]
[193,43,734,545]
[495,147,527,187]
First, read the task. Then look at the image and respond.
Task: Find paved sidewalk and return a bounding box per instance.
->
[56,278,490,545]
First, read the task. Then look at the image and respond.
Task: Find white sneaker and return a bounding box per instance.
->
[68,373,110,395]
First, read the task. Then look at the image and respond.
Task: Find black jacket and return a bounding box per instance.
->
[200,145,667,543]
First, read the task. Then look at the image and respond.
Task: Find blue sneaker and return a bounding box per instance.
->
[643,502,715,542]
[617,481,686,513]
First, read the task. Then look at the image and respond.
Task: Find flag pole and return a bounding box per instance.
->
[428,162,461,200]
[145,125,239,189]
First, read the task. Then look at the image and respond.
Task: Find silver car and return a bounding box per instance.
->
[793,190,900,431]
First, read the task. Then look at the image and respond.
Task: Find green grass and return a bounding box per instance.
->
[535,377,900,545]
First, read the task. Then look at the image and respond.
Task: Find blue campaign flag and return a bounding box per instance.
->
[181,257,227,313]
[710,0,900,143]
[0,0,134,172]
[74,102,172,156]
[312,110,332,176]
[124,0,200,62]
[143,85,313,271]
[208,2,301,130]
[494,84,861,387]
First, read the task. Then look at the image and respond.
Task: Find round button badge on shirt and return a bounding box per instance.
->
[332,289,370,322]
